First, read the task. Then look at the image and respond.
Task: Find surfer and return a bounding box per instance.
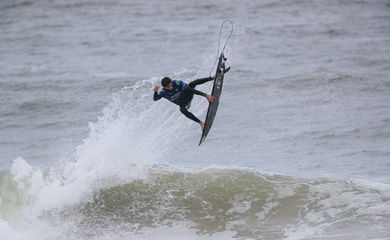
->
[152,72,228,129]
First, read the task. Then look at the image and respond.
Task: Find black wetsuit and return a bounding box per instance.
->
[153,77,213,123]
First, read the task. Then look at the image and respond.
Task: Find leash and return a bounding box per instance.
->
[209,20,234,77]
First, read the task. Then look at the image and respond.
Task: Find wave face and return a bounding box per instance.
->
[1,168,390,240]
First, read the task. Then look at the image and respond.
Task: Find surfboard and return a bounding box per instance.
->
[199,53,228,145]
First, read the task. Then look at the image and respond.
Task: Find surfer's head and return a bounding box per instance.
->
[161,77,173,90]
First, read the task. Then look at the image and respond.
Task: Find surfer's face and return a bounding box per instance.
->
[164,83,173,91]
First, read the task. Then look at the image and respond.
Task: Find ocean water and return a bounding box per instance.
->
[1,0,390,239]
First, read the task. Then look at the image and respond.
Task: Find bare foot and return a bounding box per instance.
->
[200,121,205,130]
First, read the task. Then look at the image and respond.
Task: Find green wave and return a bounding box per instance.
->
[1,168,389,239]
[0,170,23,221]
[79,168,390,239]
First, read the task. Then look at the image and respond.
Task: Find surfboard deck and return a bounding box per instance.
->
[199,53,228,145]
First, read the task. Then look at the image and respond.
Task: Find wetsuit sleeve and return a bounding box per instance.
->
[180,106,201,123]
[186,87,207,97]
[153,91,162,101]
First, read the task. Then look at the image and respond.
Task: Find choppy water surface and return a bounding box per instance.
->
[1,0,390,239]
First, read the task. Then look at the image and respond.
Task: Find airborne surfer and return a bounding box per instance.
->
[152,69,229,130]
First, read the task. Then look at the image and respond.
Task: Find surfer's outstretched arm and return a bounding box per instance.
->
[186,87,206,97]
[153,84,162,101]
[153,91,162,101]
[186,87,215,102]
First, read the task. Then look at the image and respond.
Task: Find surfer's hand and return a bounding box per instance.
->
[153,84,159,92]
[200,121,205,130]
[205,94,215,102]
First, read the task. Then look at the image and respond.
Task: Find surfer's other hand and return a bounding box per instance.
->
[205,94,215,102]
[153,84,159,92]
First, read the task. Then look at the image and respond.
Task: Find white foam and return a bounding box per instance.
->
[4,77,197,240]
[0,218,35,240]
[227,196,252,214]
[11,158,33,183]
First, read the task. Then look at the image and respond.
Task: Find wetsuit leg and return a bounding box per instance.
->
[180,90,194,108]
[180,106,201,123]
[188,77,213,88]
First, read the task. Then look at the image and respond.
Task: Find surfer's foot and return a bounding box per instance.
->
[217,66,230,74]
[200,121,205,130]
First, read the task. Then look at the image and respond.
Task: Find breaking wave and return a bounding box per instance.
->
[1,167,390,240]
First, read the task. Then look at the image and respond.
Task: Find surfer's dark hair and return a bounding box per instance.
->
[161,77,172,87]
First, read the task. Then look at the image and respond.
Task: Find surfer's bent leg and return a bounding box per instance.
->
[188,76,213,88]
[180,106,201,123]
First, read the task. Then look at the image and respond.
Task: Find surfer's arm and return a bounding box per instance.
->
[186,87,215,102]
[180,106,201,123]
[186,87,206,97]
[153,84,162,101]
[153,91,162,101]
